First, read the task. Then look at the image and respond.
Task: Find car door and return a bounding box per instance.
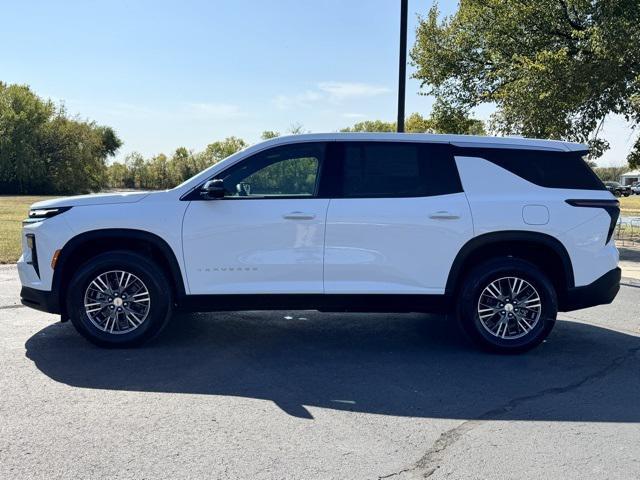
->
[182,142,330,294]
[323,141,473,295]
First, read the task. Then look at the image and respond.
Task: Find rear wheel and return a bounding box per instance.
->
[66,251,172,347]
[457,257,557,353]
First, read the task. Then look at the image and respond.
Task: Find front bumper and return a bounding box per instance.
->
[20,286,61,314]
[561,267,621,312]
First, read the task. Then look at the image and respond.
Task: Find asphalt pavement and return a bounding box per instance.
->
[1,265,639,479]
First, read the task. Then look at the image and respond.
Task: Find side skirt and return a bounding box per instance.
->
[178,294,451,314]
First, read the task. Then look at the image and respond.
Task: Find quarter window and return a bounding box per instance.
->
[452,147,605,190]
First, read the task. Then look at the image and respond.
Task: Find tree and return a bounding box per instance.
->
[288,123,308,135]
[341,119,396,133]
[341,110,486,135]
[0,82,122,194]
[428,99,486,135]
[593,166,628,182]
[107,162,128,189]
[125,152,153,189]
[147,153,171,190]
[411,1,640,163]
[261,130,280,140]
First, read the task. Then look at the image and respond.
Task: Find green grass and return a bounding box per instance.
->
[620,195,640,217]
[0,196,54,263]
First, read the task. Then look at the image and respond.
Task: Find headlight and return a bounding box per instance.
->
[23,206,71,224]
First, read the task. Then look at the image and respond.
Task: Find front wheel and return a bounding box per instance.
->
[66,251,173,347]
[457,257,558,353]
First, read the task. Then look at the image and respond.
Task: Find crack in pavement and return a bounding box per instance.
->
[379,344,640,479]
[0,304,24,310]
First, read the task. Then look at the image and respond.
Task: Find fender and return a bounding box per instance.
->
[445,230,575,295]
[52,228,187,304]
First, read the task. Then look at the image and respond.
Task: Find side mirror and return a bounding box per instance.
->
[200,179,225,199]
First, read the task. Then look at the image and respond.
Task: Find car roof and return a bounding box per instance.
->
[256,132,587,153]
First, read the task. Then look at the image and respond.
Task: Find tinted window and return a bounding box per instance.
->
[336,142,462,198]
[452,147,605,190]
[216,143,323,197]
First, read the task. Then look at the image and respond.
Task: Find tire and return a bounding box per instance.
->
[456,257,557,353]
[66,250,173,348]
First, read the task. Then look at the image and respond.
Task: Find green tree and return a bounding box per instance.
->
[261,130,280,140]
[125,152,148,189]
[0,82,122,194]
[428,99,486,135]
[194,136,247,175]
[168,147,196,185]
[341,110,485,135]
[593,166,628,182]
[107,162,128,188]
[147,153,171,189]
[411,1,640,163]
[341,119,396,133]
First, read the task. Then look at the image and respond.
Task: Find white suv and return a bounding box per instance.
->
[18,133,621,352]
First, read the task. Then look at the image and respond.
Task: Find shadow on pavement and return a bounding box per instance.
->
[25,311,640,420]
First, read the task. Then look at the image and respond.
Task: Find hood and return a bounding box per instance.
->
[31,191,151,209]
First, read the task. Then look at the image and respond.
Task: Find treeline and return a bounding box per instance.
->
[2,81,491,194]
[0,82,121,194]
[106,104,487,191]
[107,137,247,190]
[593,166,629,183]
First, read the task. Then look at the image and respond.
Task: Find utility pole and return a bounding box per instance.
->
[397,0,408,133]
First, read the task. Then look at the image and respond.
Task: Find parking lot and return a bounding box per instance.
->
[1,264,639,479]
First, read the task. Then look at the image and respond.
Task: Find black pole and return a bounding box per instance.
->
[397,0,408,133]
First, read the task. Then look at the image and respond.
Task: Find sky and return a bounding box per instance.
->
[0,0,636,166]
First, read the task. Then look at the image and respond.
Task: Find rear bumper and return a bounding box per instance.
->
[20,286,60,314]
[561,267,621,312]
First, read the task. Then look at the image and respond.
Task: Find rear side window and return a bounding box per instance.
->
[335,142,462,198]
[452,147,605,190]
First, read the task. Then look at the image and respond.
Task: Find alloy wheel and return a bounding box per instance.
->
[83,270,151,334]
[476,276,542,340]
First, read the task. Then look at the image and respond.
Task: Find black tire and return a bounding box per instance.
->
[456,257,557,354]
[66,250,173,348]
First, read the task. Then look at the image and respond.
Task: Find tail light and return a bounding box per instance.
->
[565,199,620,244]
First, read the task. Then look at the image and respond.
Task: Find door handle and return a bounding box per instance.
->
[283,211,316,220]
[429,211,460,220]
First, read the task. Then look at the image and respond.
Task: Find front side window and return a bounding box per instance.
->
[215,143,324,198]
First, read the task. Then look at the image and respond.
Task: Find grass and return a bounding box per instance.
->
[619,195,640,217]
[0,196,54,263]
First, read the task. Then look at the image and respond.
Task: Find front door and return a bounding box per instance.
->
[182,142,329,294]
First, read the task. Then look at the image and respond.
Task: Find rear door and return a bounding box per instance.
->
[323,141,473,294]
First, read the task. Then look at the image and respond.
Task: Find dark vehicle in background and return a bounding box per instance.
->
[604,181,631,197]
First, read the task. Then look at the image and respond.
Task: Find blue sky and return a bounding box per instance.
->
[0,0,635,166]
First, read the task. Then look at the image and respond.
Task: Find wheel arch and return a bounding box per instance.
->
[446,231,574,305]
[52,229,187,316]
